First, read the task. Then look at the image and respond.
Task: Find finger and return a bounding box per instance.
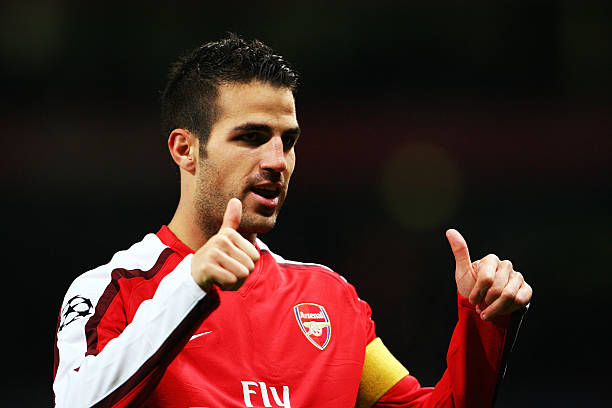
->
[514,280,532,306]
[480,270,523,320]
[469,254,498,305]
[224,243,256,272]
[213,249,251,279]
[225,229,260,262]
[483,259,513,306]
[206,264,239,291]
[445,229,472,272]
[446,229,476,298]
[216,231,258,266]
[220,198,242,231]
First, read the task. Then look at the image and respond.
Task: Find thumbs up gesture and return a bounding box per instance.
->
[446,229,532,321]
[191,198,260,291]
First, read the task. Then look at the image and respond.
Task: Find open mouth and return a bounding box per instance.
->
[250,185,281,199]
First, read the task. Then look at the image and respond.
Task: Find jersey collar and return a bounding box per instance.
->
[156,225,195,258]
[156,225,264,258]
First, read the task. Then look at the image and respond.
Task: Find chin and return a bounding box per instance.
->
[240,213,278,235]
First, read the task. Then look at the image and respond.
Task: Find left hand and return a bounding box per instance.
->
[446,229,532,321]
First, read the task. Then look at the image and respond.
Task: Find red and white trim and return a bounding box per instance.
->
[53,233,218,407]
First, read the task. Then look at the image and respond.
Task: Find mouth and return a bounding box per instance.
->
[248,183,283,208]
[250,184,281,199]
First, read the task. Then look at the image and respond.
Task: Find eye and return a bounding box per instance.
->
[237,132,265,144]
[282,134,298,150]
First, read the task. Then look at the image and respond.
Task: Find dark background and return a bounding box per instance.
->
[2,1,610,406]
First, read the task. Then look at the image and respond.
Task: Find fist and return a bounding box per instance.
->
[191,198,260,291]
[446,229,532,321]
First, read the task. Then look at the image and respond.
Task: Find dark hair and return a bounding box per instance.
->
[161,33,299,147]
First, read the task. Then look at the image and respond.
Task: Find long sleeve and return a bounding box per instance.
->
[53,253,220,407]
[359,294,527,408]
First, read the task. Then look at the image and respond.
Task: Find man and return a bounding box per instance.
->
[53,34,532,407]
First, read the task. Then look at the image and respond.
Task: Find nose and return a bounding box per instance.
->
[260,136,287,173]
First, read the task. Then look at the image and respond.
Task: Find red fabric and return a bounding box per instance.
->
[84,248,177,356]
[54,233,221,407]
[143,227,376,407]
[55,224,512,407]
[374,296,510,407]
[59,226,376,407]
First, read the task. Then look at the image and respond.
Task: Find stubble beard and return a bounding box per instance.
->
[194,163,287,240]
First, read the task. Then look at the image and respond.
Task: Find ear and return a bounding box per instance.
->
[168,128,198,173]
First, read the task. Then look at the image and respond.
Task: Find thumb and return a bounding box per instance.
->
[445,229,473,274]
[220,198,242,231]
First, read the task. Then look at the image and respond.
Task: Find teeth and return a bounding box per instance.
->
[256,186,276,191]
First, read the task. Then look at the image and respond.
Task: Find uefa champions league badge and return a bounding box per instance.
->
[294,303,331,350]
[59,295,94,331]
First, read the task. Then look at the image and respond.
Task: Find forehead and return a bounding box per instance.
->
[212,81,297,132]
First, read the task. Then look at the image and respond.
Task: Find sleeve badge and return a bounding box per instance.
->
[59,295,94,331]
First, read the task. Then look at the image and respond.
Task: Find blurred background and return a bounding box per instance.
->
[2,0,610,406]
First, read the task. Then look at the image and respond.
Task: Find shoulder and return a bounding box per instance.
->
[257,238,360,298]
[258,239,346,279]
[62,233,171,304]
[257,239,375,330]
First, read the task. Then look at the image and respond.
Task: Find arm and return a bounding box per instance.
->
[358,296,527,408]
[53,255,220,407]
[357,229,532,407]
[54,199,258,407]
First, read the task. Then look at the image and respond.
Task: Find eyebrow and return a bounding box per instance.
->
[231,123,301,137]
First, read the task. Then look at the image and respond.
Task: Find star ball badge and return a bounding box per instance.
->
[294,303,331,350]
[59,295,94,331]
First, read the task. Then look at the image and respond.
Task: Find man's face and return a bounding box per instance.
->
[194,80,299,237]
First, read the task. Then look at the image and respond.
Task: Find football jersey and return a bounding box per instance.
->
[53,226,520,407]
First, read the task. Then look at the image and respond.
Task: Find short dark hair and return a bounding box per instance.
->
[161,33,299,147]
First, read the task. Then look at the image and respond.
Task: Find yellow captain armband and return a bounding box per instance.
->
[356,337,410,408]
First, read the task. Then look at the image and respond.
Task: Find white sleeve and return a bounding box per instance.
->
[53,254,218,407]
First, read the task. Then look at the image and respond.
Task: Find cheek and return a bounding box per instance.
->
[198,158,232,194]
[221,157,256,193]
[286,152,296,178]
[205,156,241,180]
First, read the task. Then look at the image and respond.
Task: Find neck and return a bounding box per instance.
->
[167,214,207,252]
[167,199,257,251]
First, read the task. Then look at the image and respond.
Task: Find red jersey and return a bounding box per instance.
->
[53,226,520,407]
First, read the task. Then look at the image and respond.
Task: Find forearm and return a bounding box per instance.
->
[370,294,524,408]
[428,294,511,407]
[53,255,219,407]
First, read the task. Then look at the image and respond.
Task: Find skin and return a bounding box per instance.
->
[167,80,299,291]
[446,229,532,320]
[166,80,532,318]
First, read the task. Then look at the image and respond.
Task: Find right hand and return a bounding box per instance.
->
[191,198,260,291]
